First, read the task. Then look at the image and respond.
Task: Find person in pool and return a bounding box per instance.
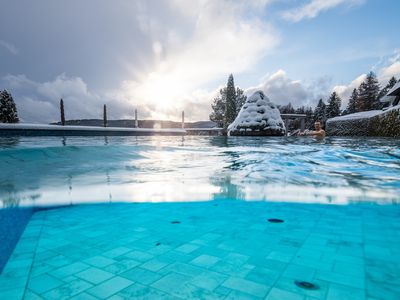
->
[300,121,326,137]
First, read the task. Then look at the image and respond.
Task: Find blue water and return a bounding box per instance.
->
[1,136,400,299]
[0,136,399,208]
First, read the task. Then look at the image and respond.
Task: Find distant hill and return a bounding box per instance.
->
[51,119,217,128]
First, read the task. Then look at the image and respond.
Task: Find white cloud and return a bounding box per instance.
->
[333,74,366,107]
[245,70,329,108]
[117,0,279,120]
[281,0,365,22]
[0,40,18,55]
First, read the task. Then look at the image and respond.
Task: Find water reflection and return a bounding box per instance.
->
[0,136,399,208]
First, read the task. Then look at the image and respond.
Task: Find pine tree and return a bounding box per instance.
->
[225,74,236,128]
[279,102,295,114]
[344,88,358,115]
[209,74,246,128]
[326,92,342,119]
[357,72,380,111]
[235,87,246,114]
[304,106,314,129]
[313,99,326,124]
[378,76,397,100]
[210,88,227,128]
[0,90,19,123]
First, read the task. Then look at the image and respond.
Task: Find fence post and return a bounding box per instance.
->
[103,104,107,127]
[60,99,65,126]
[135,109,138,128]
[181,111,185,129]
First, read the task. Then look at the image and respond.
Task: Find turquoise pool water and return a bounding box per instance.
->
[0,136,400,299]
[1,136,399,207]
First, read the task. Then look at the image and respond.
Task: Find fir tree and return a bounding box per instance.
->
[344,88,358,115]
[279,102,295,114]
[378,76,397,100]
[235,87,246,114]
[209,74,247,128]
[357,72,380,111]
[225,74,237,128]
[210,88,227,128]
[304,106,314,129]
[313,99,326,124]
[356,82,367,112]
[326,92,342,119]
[0,90,19,123]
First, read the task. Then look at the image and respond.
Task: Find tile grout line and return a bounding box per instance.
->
[21,210,47,300]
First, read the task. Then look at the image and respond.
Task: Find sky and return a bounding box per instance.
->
[0,0,399,123]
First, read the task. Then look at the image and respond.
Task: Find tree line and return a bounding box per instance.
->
[210,72,398,130]
[281,72,397,129]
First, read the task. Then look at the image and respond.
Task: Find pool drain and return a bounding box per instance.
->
[267,218,284,223]
[171,221,181,224]
[294,280,319,290]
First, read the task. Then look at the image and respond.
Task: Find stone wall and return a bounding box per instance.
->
[326,106,400,138]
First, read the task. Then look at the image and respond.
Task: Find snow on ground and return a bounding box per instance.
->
[328,104,400,123]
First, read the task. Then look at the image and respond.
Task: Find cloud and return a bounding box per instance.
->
[281,0,365,22]
[1,0,280,122]
[107,0,279,120]
[0,40,18,55]
[245,70,330,108]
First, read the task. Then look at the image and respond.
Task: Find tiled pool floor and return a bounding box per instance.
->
[1,201,399,299]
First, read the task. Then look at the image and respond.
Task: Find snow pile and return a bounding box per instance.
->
[228,91,285,136]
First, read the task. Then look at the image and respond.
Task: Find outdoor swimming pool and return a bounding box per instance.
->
[0,136,399,299]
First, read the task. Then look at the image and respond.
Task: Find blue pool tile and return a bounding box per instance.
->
[75,267,114,284]
[265,287,305,300]
[326,283,365,300]
[83,255,115,268]
[221,277,270,298]
[86,276,133,298]
[41,278,93,300]
[28,274,63,295]
[190,254,221,268]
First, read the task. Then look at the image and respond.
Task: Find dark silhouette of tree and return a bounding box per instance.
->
[326,92,342,119]
[0,90,19,123]
[343,88,358,115]
[357,72,380,111]
[60,99,65,125]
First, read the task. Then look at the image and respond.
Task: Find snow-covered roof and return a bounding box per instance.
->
[327,110,382,122]
[387,80,400,96]
[327,104,400,123]
[380,94,396,103]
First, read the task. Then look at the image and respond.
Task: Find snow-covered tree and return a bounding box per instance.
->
[326,92,342,119]
[209,74,247,128]
[343,88,358,115]
[357,72,380,111]
[0,90,19,123]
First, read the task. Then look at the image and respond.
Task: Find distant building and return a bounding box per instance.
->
[381,80,400,109]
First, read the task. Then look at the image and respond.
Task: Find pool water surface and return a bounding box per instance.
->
[0,136,399,299]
